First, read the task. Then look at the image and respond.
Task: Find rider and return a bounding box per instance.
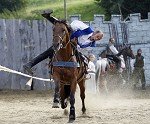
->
[23,9,104,74]
[106,37,125,72]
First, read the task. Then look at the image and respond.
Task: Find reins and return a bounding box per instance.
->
[53,31,70,49]
[50,21,86,84]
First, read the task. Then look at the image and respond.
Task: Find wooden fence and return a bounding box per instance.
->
[0,19,54,90]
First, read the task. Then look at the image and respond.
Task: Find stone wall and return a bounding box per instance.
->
[69,13,150,85]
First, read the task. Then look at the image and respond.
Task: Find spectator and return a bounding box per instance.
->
[85,54,96,94]
[130,49,146,90]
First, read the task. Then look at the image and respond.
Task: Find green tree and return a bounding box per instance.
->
[0,0,28,13]
[95,0,150,20]
[121,0,150,19]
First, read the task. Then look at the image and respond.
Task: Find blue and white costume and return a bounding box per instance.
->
[70,20,96,51]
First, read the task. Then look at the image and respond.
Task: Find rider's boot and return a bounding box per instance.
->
[41,9,73,33]
[41,9,58,24]
[23,46,54,75]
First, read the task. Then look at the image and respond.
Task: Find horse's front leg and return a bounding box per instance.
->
[52,80,60,108]
[69,80,77,122]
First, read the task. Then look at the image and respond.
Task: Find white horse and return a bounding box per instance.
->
[95,45,135,94]
[95,58,110,94]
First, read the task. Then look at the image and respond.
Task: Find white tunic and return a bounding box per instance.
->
[87,61,96,73]
[109,44,126,69]
[70,20,93,47]
[85,61,96,94]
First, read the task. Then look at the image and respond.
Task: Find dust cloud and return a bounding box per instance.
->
[0,86,150,124]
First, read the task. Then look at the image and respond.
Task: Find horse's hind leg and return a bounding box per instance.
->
[52,80,60,108]
[61,85,70,109]
[60,85,69,109]
[78,80,86,114]
[101,76,109,95]
[103,79,109,95]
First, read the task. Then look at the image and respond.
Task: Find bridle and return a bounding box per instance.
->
[52,30,70,50]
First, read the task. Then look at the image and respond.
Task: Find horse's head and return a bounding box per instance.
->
[121,44,135,60]
[52,20,70,51]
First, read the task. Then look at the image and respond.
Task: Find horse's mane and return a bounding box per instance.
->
[56,19,67,26]
[117,46,128,56]
[55,19,72,33]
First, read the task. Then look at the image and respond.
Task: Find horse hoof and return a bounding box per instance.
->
[61,102,67,109]
[82,108,86,114]
[69,109,75,122]
[69,115,75,122]
[52,102,59,108]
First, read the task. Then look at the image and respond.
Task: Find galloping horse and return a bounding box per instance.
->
[95,45,135,94]
[50,20,86,122]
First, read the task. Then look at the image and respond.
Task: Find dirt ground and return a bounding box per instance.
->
[0,86,150,124]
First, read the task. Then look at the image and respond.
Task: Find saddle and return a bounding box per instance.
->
[69,38,88,71]
[106,54,121,71]
[74,50,89,74]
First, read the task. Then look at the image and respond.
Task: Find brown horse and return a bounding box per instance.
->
[50,20,86,122]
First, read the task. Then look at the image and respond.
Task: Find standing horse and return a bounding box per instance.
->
[95,45,135,94]
[50,20,86,122]
[95,58,109,94]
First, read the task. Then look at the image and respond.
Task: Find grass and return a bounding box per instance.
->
[0,0,104,21]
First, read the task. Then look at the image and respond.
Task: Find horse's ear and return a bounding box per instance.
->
[129,44,131,49]
[124,43,127,47]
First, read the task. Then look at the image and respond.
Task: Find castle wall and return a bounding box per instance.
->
[70,13,150,85]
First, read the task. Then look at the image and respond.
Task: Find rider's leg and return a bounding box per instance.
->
[80,53,89,74]
[74,49,89,74]
[41,9,58,24]
[23,46,54,74]
[41,9,73,33]
[112,55,121,70]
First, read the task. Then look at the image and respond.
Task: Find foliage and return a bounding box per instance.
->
[0,0,104,21]
[95,0,150,20]
[0,0,28,13]
[121,0,150,19]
